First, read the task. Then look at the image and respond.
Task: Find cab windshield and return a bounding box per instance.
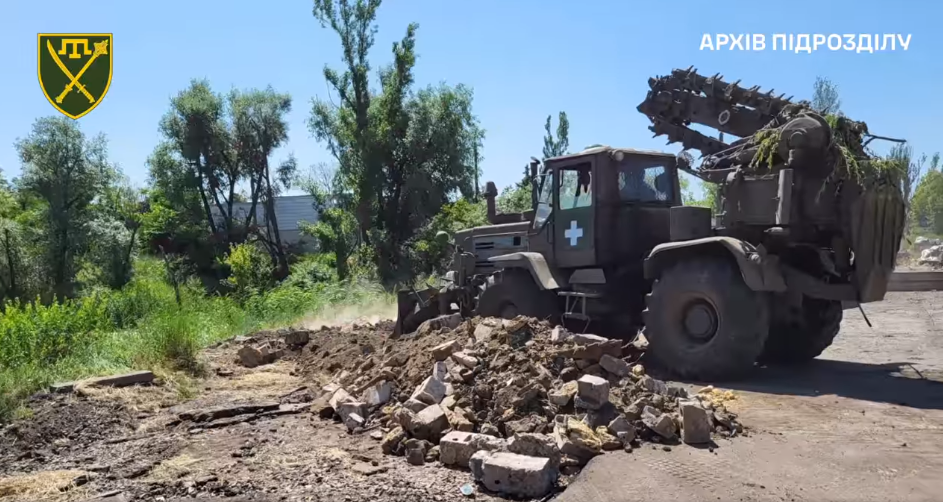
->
[533,167,552,229]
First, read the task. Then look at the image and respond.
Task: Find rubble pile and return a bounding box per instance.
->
[234,315,745,498]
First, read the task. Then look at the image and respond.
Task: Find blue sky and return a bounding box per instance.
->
[1,0,939,199]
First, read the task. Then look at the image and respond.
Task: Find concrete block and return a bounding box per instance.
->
[439,431,505,467]
[576,375,609,409]
[411,376,447,405]
[411,404,449,441]
[679,400,712,444]
[362,380,392,407]
[470,451,556,498]
[430,340,461,361]
[599,354,630,377]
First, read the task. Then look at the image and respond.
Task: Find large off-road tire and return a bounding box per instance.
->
[759,297,842,364]
[643,257,770,381]
[477,269,560,322]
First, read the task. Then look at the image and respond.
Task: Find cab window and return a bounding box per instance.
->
[618,164,672,202]
[559,163,592,209]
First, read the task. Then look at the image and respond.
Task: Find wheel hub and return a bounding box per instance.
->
[683,301,718,340]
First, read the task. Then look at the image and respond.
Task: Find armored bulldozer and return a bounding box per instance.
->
[395,67,906,380]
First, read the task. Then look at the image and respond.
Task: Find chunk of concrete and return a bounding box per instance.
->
[617,428,636,446]
[595,426,622,450]
[451,351,478,369]
[411,404,450,441]
[474,323,494,343]
[599,354,630,377]
[469,451,556,498]
[418,314,462,334]
[329,388,355,410]
[344,412,365,431]
[576,375,609,410]
[607,415,633,436]
[642,406,676,439]
[550,326,571,344]
[411,376,447,405]
[381,426,406,455]
[403,398,428,413]
[548,381,577,406]
[84,370,156,389]
[439,431,506,467]
[571,333,609,345]
[430,340,462,361]
[362,381,392,407]
[679,400,712,444]
[405,438,431,465]
[432,361,450,382]
[445,407,474,432]
[572,340,622,361]
[638,375,669,395]
[336,401,367,424]
[508,433,561,466]
[554,416,601,463]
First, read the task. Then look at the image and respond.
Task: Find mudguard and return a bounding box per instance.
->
[644,236,787,292]
[488,252,562,290]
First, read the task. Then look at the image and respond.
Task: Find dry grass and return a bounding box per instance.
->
[0,470,89,501]
[209,362,302,397]
[147,453,202,482]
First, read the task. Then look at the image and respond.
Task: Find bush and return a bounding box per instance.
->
[0,255,392,422]
[222,241,276,299]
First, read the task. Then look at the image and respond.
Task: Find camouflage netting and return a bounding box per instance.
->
[744,104,901,189]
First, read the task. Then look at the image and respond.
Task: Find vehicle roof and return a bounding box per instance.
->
[546,145,676,162]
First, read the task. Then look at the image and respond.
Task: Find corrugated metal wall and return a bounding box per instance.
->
[210,195,319,245]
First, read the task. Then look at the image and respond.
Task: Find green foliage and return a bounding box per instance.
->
[0,256,393,421]
[84,217,136,290]
[308,0,483,285]
[543,112,569,160]
[14,117,115,300]
[222,242,275,299]
[410,198,487,274]
[497,183,533,214]
[749,128,782,170]
[911,167,943,234]
[812,76,842,115]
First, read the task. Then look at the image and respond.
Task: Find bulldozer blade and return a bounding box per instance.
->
[393,287,440,337]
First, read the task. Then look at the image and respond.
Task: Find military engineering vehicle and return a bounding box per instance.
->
[395,67,906,380]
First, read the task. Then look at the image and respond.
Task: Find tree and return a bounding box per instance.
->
[230,87,295,274]
[14,116,112,300]
[159,80,241,240]
[886,142,925,207]
[812,76,842,115]
[911,153,943,235]
[299,164,360,280]
[308,0,483,285]
[543,112,569,160]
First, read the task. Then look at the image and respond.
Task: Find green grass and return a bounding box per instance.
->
[0,256,393,421]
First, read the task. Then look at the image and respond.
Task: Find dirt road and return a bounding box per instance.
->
[2,292,942,502]
[560,291,943,502]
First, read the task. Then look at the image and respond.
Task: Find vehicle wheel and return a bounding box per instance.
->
[643,256,769,381]
[477,269,560,322]
[759,297,842,364]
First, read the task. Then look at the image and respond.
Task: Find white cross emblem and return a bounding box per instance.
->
[564,220,583,246]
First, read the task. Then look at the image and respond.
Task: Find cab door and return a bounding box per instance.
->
[553,159,596,267]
